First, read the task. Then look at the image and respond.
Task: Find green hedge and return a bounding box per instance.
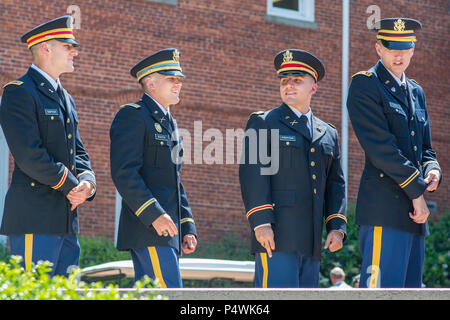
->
[1,207,448,288]
[0,256,161,300]
[320,207,449,288]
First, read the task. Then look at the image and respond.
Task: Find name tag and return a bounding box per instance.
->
[389,102,401,109]
[155,133,169,141]
[280,135,296,142]
[44,108,59,116]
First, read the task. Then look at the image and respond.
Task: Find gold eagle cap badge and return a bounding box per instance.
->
[283,50,293,63]
[394,18,406,32]
[173,49,180,62]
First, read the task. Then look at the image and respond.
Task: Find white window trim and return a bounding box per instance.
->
[145,0,177,5]
[267,0,315,22]
[266,0,317,29]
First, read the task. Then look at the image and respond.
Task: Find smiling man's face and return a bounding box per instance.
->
[279,75,317,111]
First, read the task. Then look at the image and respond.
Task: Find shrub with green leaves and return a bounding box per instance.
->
[0,256,163,300]
[1,207,447,289]
[319,207,449,288]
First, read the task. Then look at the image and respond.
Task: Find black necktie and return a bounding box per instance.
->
[167,112,175,131]
[57,85,66,108]
[300,115,311,140]
[401,83,407,95]
[401,82,412,115]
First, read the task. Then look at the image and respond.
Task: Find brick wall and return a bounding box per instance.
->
[0,0,448,243]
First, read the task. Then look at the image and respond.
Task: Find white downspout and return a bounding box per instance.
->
[341,0,350,202]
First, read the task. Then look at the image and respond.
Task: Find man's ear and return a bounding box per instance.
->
[144,76,155,90]
[375,42,382,58]
[310,82,318,95]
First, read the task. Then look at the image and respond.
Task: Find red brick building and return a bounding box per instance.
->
[0,0,448,244]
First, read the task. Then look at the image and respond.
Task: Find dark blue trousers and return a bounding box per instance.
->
[254,251,320,288]
[130,246,182,288]
[9,234,80,277]
[359,225,425,288]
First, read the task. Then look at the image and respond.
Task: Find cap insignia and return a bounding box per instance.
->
[283,50,293,63]
[173,49,180,62]
[394,19,405,32]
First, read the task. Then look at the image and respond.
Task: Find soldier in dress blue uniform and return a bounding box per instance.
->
[0,16,96,276]
[347,18,442,288]
[110,48,197,288]
[239,49,347,288]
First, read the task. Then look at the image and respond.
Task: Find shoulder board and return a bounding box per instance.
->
[119,103,141,109]
[409,78,419,85]
[250,110,265,116]
[327,122,336,129]
[2,80,23,89]
[352,71,372,78]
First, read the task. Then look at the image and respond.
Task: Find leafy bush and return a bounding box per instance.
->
[78,235,129,268]
[1,208,447,288]
[319,204,362,287]
[423,211,449,287]
[0,256,163,300]
[319,206,450,288]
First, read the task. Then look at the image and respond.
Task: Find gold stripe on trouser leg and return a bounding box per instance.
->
[147,247,167,288]
[24,234,33,271]
[260,252,269,288]
[369,226,383,288]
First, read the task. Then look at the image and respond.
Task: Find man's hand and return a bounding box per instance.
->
[182,234,197,254]
[410,195,430,224]
[66,181,94,211]
[152,213,178,237]
[324,230,344,252]
[424,169,440,192]
[254,225,275,258]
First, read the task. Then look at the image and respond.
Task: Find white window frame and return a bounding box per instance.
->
[0,96,9,246]
[145,0,177,5]
[266,0,316,28]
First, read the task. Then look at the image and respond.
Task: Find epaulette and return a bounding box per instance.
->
[2,80,23,89]
[119,103,141,109]
[250,110,265,116]
[352,71,372,78]
[327,122,336,129]
[409,78,419,85]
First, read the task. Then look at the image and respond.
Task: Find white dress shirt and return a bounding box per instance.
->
[31,63,62,90]
[287,105,313,136]
[145,93,168,115]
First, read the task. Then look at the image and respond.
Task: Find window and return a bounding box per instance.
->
[266,0,316,29]
[145,0,177,5]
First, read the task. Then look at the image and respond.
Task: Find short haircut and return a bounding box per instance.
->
[330,267,345,279]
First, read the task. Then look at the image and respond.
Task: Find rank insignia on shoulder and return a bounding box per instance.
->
[352,71,372,78]
[2,80,23,88]
[327,122,336,129]
[119,103,141,109]
[250,110,265,116]
[409,78,419,85]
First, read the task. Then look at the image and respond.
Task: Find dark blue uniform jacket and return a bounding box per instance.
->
[110,94,196,253]
[347,61,441,236]
[239,103,347,261]
[0,67,96,235]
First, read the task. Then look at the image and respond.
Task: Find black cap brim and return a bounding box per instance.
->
[56,38,80,47]
[380,39,414,50]
[157,70,185,77]
[277,71,317,82]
